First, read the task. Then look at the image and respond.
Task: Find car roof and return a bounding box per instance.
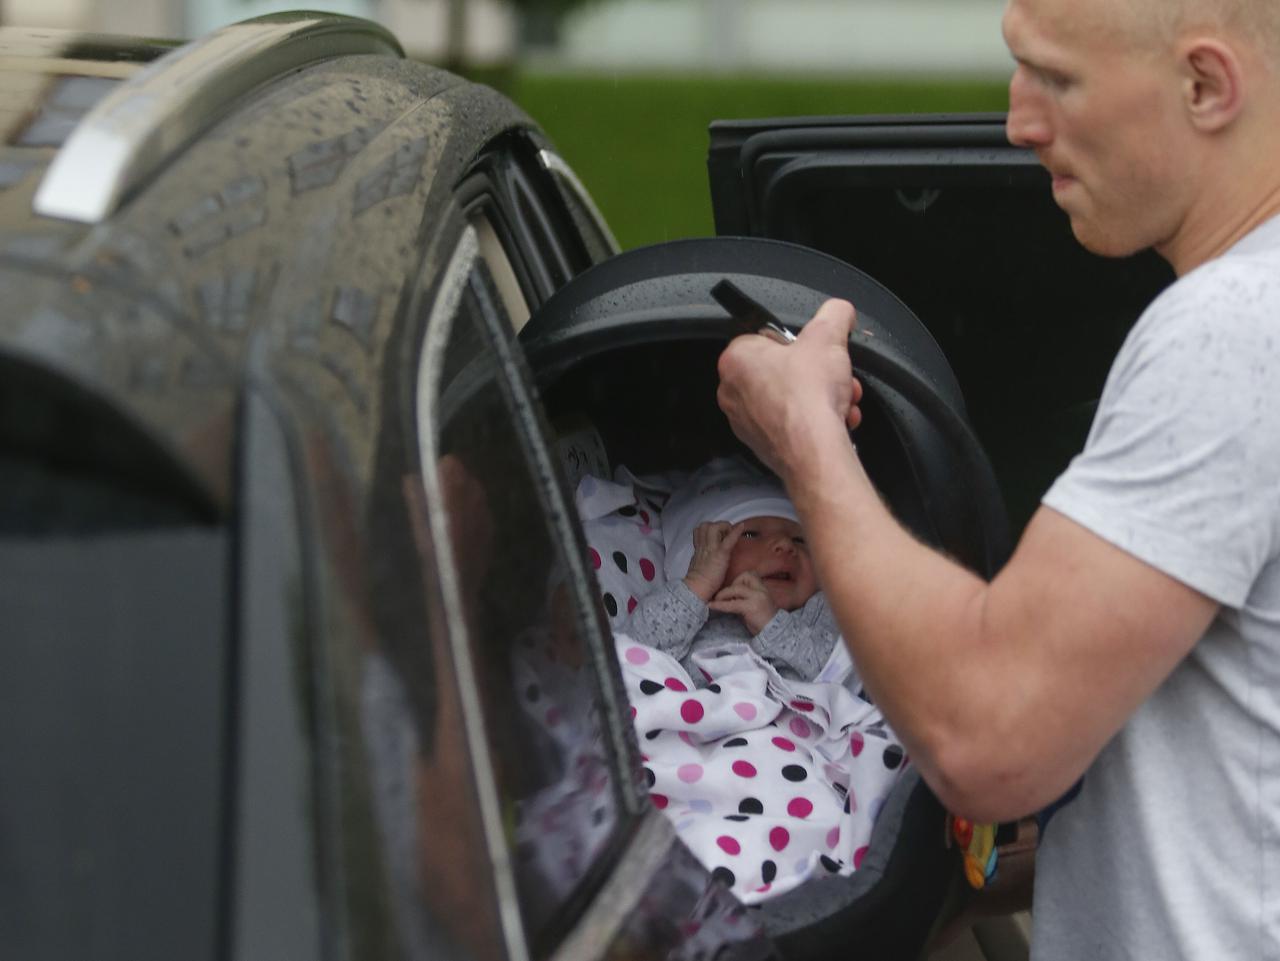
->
[0,16,537,517]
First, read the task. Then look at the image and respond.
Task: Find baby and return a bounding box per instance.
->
[623,458,840,684]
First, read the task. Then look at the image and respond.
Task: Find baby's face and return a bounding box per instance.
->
[725,515,818,612]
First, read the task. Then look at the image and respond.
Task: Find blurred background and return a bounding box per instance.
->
[0,0,1014,248]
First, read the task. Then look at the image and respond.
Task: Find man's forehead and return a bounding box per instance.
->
[1004,0,1132,56]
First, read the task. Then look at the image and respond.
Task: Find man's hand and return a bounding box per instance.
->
[709,571,778,634]
[683,520,745,602]
[716,298,864,481]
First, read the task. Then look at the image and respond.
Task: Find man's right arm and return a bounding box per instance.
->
[717,300,1220,822]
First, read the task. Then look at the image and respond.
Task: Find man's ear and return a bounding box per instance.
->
[1179,38,1245,132]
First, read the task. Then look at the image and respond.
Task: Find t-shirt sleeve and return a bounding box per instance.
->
[1042,259,1280,607]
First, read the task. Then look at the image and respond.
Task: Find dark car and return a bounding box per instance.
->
[0,12,1173,961]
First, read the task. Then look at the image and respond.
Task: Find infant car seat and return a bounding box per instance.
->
[519,237,1011,959]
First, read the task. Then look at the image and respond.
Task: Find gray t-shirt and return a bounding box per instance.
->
[1034,215,1280,960]
[622,578,840,683]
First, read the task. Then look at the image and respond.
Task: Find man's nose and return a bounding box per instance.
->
[1006,67,1051,148]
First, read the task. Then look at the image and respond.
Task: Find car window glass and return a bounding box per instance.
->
[469,210,531,333]
[422,261,628,956]
[537,149,619,263]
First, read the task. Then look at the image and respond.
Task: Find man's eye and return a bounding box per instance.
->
[793,537,807,547]
[1039,68,1072,91]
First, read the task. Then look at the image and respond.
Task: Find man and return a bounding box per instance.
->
[716,0,1280,957]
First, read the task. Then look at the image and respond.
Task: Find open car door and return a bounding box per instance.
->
[518,234,1012,959]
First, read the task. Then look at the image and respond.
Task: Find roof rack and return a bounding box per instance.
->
[32,12,403,224]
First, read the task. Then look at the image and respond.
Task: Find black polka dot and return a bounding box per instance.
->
[761,860,777,883]
[782,765,808,782]
[639,680,663,695]
[592,808,606,825]
[843,797,851,814]
[883,745,905,770]
[833,783,848,796]
[725,814,750,822]
[618,505,638,517]
[738,797,763,815]
[820,855,841,873]
[723,737,748,748]
[603,593,618,617]
[645,729,661,741]
[524,684,540,702]
[708,683,722,694]
[643,767,655,787]
[612,551,629,573]
[711,867,736,889]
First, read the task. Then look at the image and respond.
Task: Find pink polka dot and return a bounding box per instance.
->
[651,794,669,809]
[716,836,741,856]
[772,736,796,752]
[769,827,790,851]
[756,884,772,894]
[790,699,815,713]
[826,827,841,849]
[627,596,638,614]
[629,706,637,720]
[546,707,561,726]
[678,731,695,745]
[854,846,869,869]
[849,732,865,756]
[665,677,688,692]
[680,700,705,724]
[639,524,652,535]
[787,797,814,819]
[789,717,812,738]
[589,548,601,569]
[677,764,704,783]
[734,702,758,721]
[640,510,651,525]
[625,647,650,665]
[731,760,758,779]
[640,558,657,581]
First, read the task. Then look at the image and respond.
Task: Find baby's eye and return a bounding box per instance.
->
[741,529,759,539]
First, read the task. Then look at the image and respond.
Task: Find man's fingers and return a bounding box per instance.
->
[798,298,857,345]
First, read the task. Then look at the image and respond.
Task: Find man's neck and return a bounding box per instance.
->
[1159,141,1280,275]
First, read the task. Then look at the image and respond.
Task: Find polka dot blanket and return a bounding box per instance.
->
[617,634,908,905]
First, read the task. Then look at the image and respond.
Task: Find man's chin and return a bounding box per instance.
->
[1068,217,1148,259]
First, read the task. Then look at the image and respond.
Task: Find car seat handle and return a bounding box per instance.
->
[712,279,1011,575]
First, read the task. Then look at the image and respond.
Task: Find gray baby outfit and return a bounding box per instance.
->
[623,578,840,684]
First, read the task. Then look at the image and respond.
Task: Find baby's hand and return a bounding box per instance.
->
[683,521,745,602]
[709,571,778,635]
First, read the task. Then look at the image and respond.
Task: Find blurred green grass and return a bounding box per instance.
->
[479,71,1010,249]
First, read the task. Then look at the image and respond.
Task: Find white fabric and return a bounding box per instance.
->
[1034,215,1280,960]
[616,633,907,905]
[661,457,799,582]
[575,473,667,626]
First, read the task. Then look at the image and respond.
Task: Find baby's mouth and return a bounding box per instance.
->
[762,571,792,582]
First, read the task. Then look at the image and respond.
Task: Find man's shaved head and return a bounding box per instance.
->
[1113,0,1280,55]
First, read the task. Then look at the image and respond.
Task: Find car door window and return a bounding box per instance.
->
[416,228,636,958]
